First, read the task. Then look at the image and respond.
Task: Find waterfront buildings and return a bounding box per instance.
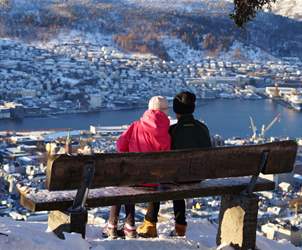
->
[0,102,24,120]
[0,126,302,247]
[1,37,302,121]
[265,86,302,111]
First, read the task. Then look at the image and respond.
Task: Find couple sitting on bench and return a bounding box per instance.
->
[104,91,212,239]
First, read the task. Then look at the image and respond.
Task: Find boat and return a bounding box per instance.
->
[219,92,236,99]
[286,92,302,111]
[291,103,302,111]
[242,93,263,100]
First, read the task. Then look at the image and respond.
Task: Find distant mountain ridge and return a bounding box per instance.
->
[1,0,302,61]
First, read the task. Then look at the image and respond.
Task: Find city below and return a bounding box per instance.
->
[0,37,302,121]
[1,33,302,248]
[0,122,302,246]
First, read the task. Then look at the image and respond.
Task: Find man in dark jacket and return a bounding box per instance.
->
[137,91,212,238]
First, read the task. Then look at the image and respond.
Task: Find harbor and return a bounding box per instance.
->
[0,99,301,138]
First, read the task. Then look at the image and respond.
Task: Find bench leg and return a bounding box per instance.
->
[216,194,259,250]
[48,210,88,240]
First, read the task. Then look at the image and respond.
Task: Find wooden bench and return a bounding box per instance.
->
[18,140,297,250]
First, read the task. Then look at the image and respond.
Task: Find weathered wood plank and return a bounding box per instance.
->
[46,141,297,191]
[19,177,275,212]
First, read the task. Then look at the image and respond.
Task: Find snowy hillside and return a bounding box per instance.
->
[124,0,232,13]
[0,216,300,250]
[1,0,302,60]
[3,0,232,13]
[272,0,302,21]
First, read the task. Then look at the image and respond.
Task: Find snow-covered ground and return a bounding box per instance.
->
[33,30,156,60]
[0,215,300,250]
[125,0,232,13]
[219,41,277,62]
[162,36,205,63]
[162,36,276,63]
[4,0,232,14]
[271,0,302,21]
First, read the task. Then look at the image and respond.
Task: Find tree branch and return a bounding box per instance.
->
[231,0,277,27]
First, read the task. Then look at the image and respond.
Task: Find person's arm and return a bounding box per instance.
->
[116,123,135,152]
[204,126,212,148]
[161,134,171,151]
[195,120,212,148]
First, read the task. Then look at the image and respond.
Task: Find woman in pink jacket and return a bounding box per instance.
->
[104,96,171,239]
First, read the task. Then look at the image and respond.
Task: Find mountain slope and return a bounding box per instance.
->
[1,0,302,60]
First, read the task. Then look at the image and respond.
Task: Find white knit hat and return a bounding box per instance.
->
[148,96,169,114]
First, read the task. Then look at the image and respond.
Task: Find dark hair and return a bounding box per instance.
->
[173,91,196,114]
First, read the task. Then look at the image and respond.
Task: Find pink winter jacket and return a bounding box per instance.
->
[117,110,171,153]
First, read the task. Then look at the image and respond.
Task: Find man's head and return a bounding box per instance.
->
[173,91,196,118]
[148,96,169,115]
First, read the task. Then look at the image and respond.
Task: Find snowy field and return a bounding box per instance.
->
[0,215,300,250]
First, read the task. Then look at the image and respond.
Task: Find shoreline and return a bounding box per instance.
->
[0,97,263,121]
[0,99,301,138]
[5,95,300,122]
[2,104,149,121]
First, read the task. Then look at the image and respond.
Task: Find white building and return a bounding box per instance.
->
[261,222,302,246]
[89,93,102,109]
[0,107,11,119]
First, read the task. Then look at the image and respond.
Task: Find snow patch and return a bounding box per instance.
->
[0,217,89,250]
[124,0,232,14]
[162,36,204,63]
[271,0,302,21]
[219,40,277,62]
[0,216,300,250]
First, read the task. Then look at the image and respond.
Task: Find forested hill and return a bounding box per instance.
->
[1,0,302,60]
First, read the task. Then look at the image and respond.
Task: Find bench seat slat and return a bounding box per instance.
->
[19,177,275,212]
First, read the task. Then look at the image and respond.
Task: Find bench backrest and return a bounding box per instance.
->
[46,140,298,191]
